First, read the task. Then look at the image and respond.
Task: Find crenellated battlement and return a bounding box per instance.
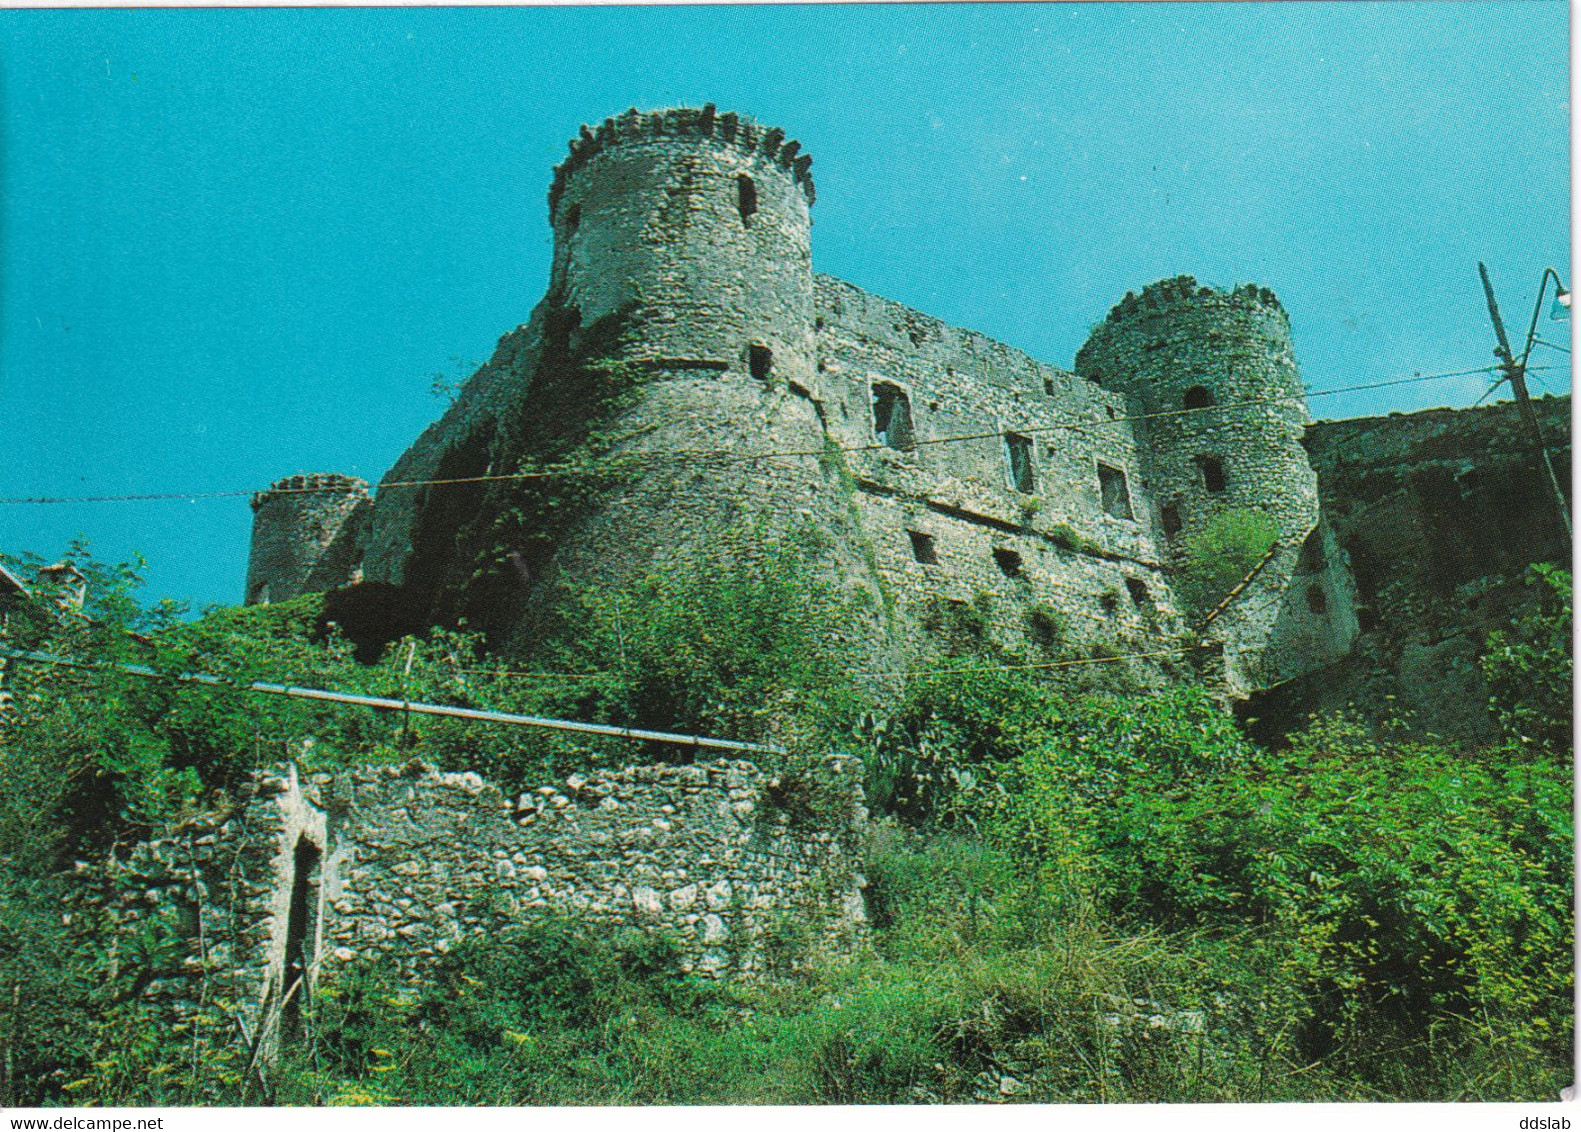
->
[1097,275,1287,330]
[250,473,370,512]
[548,104,815,219]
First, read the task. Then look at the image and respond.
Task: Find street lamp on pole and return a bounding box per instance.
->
[1516,266,1570,375]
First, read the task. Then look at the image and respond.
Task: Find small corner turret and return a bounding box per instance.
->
[245,474,371,606]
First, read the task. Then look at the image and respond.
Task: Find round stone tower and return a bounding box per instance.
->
[1076,276,1317,559]
[546,105,817,389]
[246,474,371,605]
[1075,277,1322,694]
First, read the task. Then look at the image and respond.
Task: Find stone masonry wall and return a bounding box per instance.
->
[66,764,328,1060]
[324,754,867,981]
[72,755,868,1059]
[813,274,1189,681]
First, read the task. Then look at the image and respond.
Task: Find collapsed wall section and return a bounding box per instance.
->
[1245,396,1571,742]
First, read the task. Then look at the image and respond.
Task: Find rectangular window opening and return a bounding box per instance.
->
[1098,463,1134,520]
[1161,504,1183,539]
[908,530,938,565]
[993,547,1023,578]
[1004,432,1035,494]
[873,382,916,451]
[1195,455,1227,494]
[737,174,758,225]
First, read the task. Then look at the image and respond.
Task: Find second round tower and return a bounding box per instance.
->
[1075,276,1319,559]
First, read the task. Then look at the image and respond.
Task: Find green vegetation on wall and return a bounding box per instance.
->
[1176,508,1281,614]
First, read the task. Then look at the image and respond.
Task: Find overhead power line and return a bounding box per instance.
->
[0,363,1521,507]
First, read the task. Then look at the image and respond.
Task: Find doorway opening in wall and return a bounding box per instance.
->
[1097,463,1134,520]
[1126,577,1151,608]
[1004,432,1035,494]
[872,382,916,451]
[281,836,321,1041]
[1195,455,1228,494]
[1184,385,1213,411]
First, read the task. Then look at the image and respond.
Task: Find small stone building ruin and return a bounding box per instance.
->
[72,755,868,1057]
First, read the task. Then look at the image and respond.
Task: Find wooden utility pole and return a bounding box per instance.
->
[1478,261,1571,541]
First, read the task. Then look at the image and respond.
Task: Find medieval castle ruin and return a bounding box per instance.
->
[243,105,1378,701]
[131,105,1562,1026]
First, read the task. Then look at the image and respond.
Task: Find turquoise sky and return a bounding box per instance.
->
[0,3,1570,607]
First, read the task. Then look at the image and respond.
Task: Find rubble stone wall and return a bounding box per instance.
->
[71,755,868,1058]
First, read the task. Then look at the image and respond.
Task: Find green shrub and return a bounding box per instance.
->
[1481,564,1572,756]
[1176,508,1280,614]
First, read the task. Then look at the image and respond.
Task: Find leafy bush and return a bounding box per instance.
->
[1176,508,1280,614]
[1481,564,1572,755]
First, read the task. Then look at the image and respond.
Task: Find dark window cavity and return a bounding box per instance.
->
[1161,504,1183,539]
[1125,577,1150,607]
[872,382,916,451]
[736,174,758,225]
[1183,385,1212,411]
[1098,463,1134,520]
[1043,378,1056,396]
[1196,455,1228,493]
[1306,584,1328,615]
[1004,432,1035,494]
[908,530,938,565]
[993,547,1023,578]
[749,344,773,382]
